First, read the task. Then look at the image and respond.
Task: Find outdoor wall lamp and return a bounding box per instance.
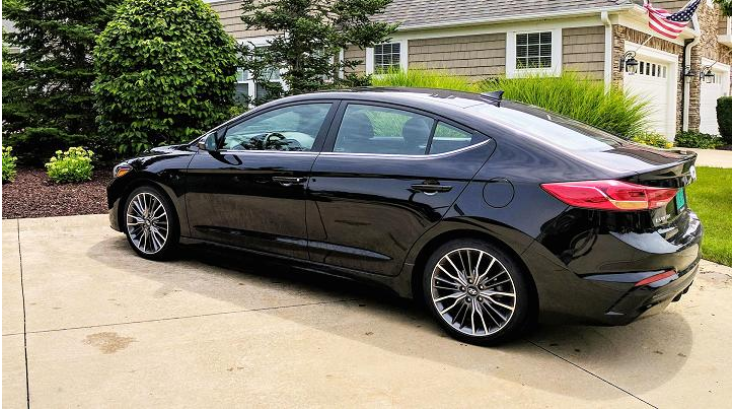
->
[700,61,717,83]
[620,51,638,74]
[683,67,696,79]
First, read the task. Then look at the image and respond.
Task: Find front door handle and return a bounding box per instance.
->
[272,176,307,186]
[411,183,453,194]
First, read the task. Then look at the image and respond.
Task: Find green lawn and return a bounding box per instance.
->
[687,166,732,266]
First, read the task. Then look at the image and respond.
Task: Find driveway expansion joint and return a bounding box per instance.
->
[23,298,359,335]
[18,219,31,409]
[526,339,658,409]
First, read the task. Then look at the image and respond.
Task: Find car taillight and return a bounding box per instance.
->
[541,180,678,211]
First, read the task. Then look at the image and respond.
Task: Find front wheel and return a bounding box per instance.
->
[423,239,534,345]
[123,185,179,260]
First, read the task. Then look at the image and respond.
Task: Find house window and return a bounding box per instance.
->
[235,68,251,105]
[235,46,283,106]
[515,32,552,69]
[374,43,401,74]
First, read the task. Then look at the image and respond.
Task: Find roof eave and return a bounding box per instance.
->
[390,4,636,32]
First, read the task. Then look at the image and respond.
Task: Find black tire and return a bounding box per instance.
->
[122,185,179,260]
[422,238,535,346]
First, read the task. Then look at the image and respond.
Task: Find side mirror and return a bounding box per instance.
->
[197,133,218,152]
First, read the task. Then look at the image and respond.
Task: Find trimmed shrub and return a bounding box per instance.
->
[372,70,651,138]
[94,0,239,154]
[675,131,725,149]
[372,69,476,92]
[45,147,95,184]
[716,96,732,144]
[479,72,650,138]
[631,132,673,149]
[2,146,18,183]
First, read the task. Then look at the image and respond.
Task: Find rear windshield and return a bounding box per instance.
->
[466,102,627,151]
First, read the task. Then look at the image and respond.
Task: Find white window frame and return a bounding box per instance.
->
[505,28,562,78]
[365,39,408,75]
[237,36,287,106]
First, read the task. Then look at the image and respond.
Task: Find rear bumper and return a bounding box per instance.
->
[586,259,699,325]
[523,210,703,325]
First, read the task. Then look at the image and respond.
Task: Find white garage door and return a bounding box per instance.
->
[699,61,731,135]
[624,56,676,139]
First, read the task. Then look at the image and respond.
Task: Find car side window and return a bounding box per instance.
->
[222,103,332,151]
[429,122,476,154]
[333,104,434,155]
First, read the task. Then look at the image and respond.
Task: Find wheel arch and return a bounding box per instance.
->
[408,227,539,316]
[116,175,183,235]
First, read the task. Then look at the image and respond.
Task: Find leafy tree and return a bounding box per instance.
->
[240,0,398,97]
[2,0,122,164]
[714,0,732,16]
[94,0,239,154]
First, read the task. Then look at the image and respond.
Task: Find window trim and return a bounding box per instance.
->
[321,100,490,158]
[365,39,408,75]
[215,101,340,154]
[505,28,562,78]
[237,36,288,107]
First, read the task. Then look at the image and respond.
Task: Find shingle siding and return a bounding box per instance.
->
[562,26,606,79]
[408,34,506,79]
[344,45,367,75]
[209,0,275,40]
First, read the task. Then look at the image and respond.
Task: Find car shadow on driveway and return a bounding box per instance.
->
[87,236,694,403]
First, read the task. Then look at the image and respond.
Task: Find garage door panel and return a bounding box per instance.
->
[700,68,730,135]
[624,59,674,138]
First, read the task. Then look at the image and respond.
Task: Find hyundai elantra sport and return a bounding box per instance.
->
[108,88,702,345]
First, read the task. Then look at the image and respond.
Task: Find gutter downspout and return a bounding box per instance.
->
[682,15,701,132]
[601,11,613,91]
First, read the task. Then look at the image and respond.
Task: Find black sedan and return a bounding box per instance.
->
[108,88,702,345]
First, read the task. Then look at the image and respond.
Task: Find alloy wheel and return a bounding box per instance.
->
[430,248,517,336]
[126,192,169,254]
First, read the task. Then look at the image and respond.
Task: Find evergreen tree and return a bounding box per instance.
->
[94,0,239,154]
[240,0,397,97]
[3,0,123,164]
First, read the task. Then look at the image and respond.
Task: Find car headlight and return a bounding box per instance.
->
[113,163,133,178]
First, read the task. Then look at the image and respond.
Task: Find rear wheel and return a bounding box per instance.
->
[123,186,179,260]
[423,239,533,345]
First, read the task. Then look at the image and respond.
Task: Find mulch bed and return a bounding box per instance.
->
[2,167,113,219]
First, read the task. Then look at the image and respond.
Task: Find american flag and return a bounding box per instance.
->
[644,0,702,39]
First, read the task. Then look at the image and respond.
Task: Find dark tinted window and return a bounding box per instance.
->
[223,104,331,151]
[430,122,475,154]
[333,104,433,155]
[467,102,625,151]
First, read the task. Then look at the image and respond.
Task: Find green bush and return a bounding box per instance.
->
[630,132,673,149]
[372,70,650,138]
[716,96,732,144]
[2,146,18,183]
[94,0,239,155]
[372,69,476,92]
[45,147,95,184]
[480,72,650,138]
[674,131,724,149]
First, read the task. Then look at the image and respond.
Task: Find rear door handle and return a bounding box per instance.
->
[411,183,453,194]
[272,176,307,186]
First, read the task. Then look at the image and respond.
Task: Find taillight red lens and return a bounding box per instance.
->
[541,180,678,211]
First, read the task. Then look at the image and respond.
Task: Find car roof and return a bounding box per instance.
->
[278,87,487,111]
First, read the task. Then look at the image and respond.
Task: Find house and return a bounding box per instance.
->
[207,0,731,140]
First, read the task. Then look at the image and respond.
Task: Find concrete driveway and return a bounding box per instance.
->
[2,215,732,408]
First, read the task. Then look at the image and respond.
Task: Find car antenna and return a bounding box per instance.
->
[480,90,504,106]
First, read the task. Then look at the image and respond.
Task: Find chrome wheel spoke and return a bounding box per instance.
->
[126,192,169,255]
[431,248,516,337]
